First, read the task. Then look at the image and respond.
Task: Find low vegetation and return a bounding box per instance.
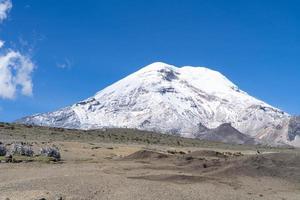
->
[0,122,293,152]
[0,155,56,163]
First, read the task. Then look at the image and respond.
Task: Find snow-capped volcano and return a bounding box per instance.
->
[18,62,299,146]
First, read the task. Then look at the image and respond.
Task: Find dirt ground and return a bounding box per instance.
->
[0,140,300,200]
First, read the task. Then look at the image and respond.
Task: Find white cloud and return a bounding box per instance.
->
[0,51,34,99]
[0,0,12,22]
[0,0,35,99]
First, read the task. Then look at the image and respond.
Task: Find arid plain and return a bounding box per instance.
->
[0,123,299,200]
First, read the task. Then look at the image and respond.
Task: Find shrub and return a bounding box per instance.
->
[40,147,61,160]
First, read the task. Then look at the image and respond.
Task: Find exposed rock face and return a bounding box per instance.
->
[19,108,81,129]
[288,116,300,141]
[196,123,256,145]
[17,62,295,146]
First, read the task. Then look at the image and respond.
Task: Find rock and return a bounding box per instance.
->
[10,143,34,156]
[257,150,261,154]
[167,150,186,155]
[40,147,61,160]
[91,146,101,150]
[185,156,194,161]
[233,152,243,156]
[167,150,177,154]
[55,195,63,200]
[0,144,7,156]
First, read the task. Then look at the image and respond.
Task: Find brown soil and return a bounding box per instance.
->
[0,123,299,200]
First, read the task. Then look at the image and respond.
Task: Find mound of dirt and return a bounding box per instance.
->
[219,153,300,182]
[123,150,169,160]
[128,174,212,184]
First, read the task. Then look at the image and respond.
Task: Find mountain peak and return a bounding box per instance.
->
[143,61,173,68]
[132,62,240,95]
[139,62,221,76]
[136,62,176,74]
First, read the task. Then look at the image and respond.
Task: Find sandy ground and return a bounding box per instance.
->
[0,141,299,200]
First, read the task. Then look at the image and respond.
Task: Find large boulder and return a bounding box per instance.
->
[11,143,34,157]
[40,147,61,160]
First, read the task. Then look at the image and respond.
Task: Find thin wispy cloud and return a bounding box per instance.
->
[0,0,35,99]
[0,40,4,48]
[57,58,72,69]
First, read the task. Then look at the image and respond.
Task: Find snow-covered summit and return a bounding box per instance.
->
[125,62,240,95]
[18,62,297,146]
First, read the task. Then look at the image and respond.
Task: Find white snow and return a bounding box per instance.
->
[18,62,294,146]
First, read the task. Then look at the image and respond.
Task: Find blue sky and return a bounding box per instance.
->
[0,0,299,121]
